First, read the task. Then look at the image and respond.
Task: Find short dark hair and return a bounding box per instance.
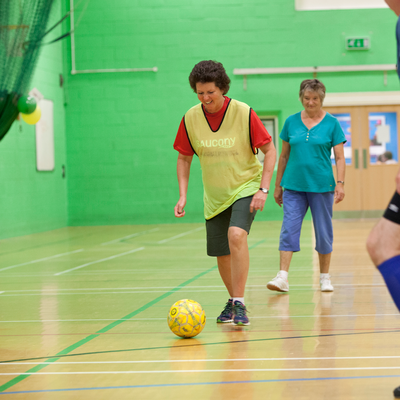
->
[189,60,231,94]
[299,79,326,102]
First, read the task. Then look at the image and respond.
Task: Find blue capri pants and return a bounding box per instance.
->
[279,189,334,254]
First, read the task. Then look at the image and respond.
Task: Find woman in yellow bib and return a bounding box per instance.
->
[174,60,276,326]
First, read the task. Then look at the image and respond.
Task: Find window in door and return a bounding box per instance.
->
[330,113,352,165]
[368,112,398,165]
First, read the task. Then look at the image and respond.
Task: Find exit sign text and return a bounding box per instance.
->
[346,37,370,50]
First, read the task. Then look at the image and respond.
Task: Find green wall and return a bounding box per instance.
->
[63,0,399,226]
[2,1,399,239]
[0,2,68,240]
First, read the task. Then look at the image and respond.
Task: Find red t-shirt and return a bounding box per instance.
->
[173,97,272,156]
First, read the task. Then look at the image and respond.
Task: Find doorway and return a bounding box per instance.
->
[325,105,400,216]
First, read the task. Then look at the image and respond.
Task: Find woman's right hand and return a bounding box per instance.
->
[174,197,187,218]
[274,186,283,207]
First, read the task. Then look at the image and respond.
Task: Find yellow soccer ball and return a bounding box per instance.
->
[167,299,206,338]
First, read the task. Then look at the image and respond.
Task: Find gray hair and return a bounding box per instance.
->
[299,79,326,103]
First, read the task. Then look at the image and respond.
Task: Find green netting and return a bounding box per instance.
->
[0,0,55,141]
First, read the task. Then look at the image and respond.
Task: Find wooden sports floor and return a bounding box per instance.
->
[0,219,399,399]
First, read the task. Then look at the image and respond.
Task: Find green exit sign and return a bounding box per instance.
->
[346,37,370,50]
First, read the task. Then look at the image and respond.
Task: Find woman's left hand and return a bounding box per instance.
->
[334,184,345,204]
[250,191,267,212]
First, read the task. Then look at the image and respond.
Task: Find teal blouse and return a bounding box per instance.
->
[280,112,346,193]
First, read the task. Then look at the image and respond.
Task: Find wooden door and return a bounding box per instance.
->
[325,105,400,212]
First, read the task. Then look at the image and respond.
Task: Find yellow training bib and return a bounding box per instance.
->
[184,99,262,219]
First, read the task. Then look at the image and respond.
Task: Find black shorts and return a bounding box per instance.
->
[383,191,400,225]
[206,196,257,257]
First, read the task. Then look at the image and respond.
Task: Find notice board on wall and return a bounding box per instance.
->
[35,99,54,171]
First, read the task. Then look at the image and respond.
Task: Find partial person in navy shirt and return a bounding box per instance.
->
[367,1,400,398]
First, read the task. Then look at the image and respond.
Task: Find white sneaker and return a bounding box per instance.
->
[267,272,289,292]
[320,275,334,292]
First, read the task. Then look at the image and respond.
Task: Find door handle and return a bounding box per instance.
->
[355,149,359,169]
[363,149,367,169]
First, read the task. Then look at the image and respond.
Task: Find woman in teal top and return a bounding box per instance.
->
[267,79,346,293]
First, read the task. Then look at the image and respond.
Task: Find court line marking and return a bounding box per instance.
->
[157,226,204,244]
[2,366,400,375]
[0,269,381,277]
[2,329,399,365]
[0,285,238,292]
[0,249,84,273]
[1,314,398,322]
[3,327,398,338]
[0,287,390,296]
[2,355,400,365]
[0,283,386,292]
[0,269,214,278]
[1,375,400,395]
[100,228,160,246]
[0,374,399,395]
[0,262,221,392]
[53,247,145,276]
[54,226,206,275]
[0,239,267,392]
[0,226,202,278]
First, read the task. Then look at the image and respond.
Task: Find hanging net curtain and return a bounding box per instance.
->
[0,0,56,141]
